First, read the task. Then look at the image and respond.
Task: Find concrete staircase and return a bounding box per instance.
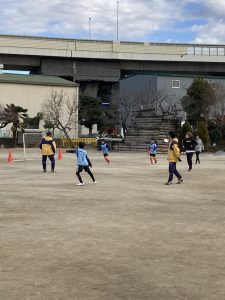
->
[117,110,176,152]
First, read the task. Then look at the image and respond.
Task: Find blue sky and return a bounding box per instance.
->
[0,0,225,44]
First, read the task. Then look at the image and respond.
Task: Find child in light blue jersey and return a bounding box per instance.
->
[148,139,157,164]
[100,140,111,165]
[75,142,97,186]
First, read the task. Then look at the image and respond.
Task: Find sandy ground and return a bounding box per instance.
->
[0,149,225,300]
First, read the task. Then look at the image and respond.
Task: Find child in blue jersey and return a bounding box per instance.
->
[75,142,97,186]
[148,139,157,164]
[100,140,111,165]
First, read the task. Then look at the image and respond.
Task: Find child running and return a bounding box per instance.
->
[100,140,111,165]
[75,142,97,186]
[148,139,157,164]
[165,131,183,185]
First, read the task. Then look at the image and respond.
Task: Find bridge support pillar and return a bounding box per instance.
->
[81,82,99,98]
[111,82,119,105]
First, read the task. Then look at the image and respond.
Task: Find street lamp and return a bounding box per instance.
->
[89,17,91,40]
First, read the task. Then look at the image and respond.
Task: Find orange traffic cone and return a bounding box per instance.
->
[8,149,13,163]
[58,148,63,160]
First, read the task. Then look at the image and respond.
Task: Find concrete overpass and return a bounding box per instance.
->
[1,34,225,98]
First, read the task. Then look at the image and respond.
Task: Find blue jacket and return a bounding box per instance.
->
[149,143,157,155]
[101,143,110,154]
[75,148,92,167]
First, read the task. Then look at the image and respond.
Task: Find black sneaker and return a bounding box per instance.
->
[51,169,55,172]
[165,181,172,185]
[177,178,184,184]
[43,169,46,173]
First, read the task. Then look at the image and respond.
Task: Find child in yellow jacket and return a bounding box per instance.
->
[165,131,183,185]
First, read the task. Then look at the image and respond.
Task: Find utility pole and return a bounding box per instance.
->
[89,17,91,40]
[72,61,79,138]
[117,1,119,40]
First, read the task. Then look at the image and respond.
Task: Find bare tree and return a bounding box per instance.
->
[134,80,158,111]
[157,89,183,119]
[119,93,140,135]
[41,90,78,148]
[119,80,157,134]
[119,80,183,135]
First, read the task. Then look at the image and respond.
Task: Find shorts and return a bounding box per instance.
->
[103,153,109,157]
[150,154,156,157]
[77,165,90,173]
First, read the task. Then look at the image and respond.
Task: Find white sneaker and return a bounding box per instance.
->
[94,181,98,184]
[76,182,84,186]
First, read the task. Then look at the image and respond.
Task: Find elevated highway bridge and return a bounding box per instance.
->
[1,34,225,97]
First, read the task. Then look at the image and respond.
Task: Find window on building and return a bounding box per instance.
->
[172,80,180,88]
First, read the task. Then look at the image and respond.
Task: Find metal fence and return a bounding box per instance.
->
[61,138,97,148]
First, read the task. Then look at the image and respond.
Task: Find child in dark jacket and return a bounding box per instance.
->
[184,131,197,171]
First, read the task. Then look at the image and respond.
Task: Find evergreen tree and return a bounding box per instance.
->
[0,104,28,146]
[181,78,216,126]
[98,104,119,133]
[79,95,103,135]
[196,122,210,147]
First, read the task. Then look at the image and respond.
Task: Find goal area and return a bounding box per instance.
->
[17,130,43,161]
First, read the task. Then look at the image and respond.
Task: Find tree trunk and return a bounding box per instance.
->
[89,127,93,136]
[11,127,17,147]
[64,130,74,148]
[58,123,74,148]
[122,122,127,136]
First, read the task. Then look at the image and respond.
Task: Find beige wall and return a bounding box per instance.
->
[0,82,79,138]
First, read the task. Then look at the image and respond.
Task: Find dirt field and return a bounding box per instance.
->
[1,149,225,300]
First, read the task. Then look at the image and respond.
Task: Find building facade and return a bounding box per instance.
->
[119,74,225,128]
[0,73,79,138]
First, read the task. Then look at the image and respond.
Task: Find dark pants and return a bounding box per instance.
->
[76,165,95,183]
[42,155,55,171]
[195,151,200,163]
[186,152,194,170]
[168,162,182,182]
